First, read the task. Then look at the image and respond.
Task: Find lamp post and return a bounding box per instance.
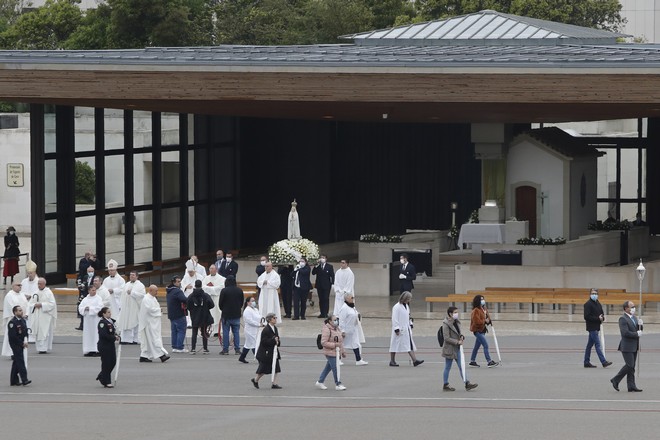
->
[636,259,646,317]
[450,202,458,227]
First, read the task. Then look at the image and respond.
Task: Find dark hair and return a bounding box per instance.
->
[12,305,21,313]
[341,259,349,265]
[324,315,336,325]
[194,280,202,288]
[447,306,458,316]
[129,270,138,277]
[243,296,254,311]
[226,275,236,287]
[168,276,181,287]
[400,253,408,259]
[623,301,632,310]
[471,295,484,309]
[97,306,110,318]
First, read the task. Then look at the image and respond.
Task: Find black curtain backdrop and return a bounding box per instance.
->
[647,118,660,235]
[239,118,481,249]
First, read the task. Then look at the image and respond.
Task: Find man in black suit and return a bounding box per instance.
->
[220,252,239,278]
[255,255,267,296]
[610,301,643,392]
[312,255,334,319]
[215,249,225,271]
[292,257,312,320]
[398,253,416,294]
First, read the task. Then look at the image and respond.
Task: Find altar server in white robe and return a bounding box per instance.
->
[339,293,368,365]
[2,282,29,357]
[28,278,58,353]
[202,264,225,336]
[181,260,203,327]
[102,259,124,320]
[93,276,111,308]
[333,259,355,316]
[388,291,423,367]
[78,285,104,356]
[238,295,262,363]
[116,270,145,344]
[138,285,170,363]
[257,262,281,323]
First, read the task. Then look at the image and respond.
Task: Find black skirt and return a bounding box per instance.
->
[255,358,281,375]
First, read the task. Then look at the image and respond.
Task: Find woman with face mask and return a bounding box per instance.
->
[388,291,423,367]
[239,296,262,364]
[315,314,347,391]
[3,226,20,285]
[442,306,478,392]
[469,295,499,368]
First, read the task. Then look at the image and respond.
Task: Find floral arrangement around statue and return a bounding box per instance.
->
[469,210,479,224]
[516,237,566,246]
[268,238,320,265]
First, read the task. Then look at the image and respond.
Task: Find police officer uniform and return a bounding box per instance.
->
[96,317,117,387]
[8,316,30,386]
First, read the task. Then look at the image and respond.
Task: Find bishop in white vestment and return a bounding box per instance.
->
[2,282,29,357]
[102,259,125,320]
[28,278,57,353]
[116,271,145,344]
[78,286,104,355]
[139,285,169,362]
[257,262,282,323]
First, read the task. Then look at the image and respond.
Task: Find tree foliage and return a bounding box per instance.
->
[75,160,95,204]
[2,0,82,49]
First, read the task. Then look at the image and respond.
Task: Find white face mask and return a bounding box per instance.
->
[226,258,232,263]
[452,313,459,320]
[333,319,339,327]
[320,258,326,264]
[299,261,306,267]
[9,231,14,235]
[260,260,266,266]
[630,307,636,315]
[251,301,257,308]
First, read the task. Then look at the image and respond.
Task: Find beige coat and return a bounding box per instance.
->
[441,316,463,360]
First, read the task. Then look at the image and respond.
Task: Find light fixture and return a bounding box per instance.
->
[485,200,497,207]
[637,259,646,317]
[382,113,388,119]
[450,202,458,211]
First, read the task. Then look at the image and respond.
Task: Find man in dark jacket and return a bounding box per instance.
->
[583,288,612,368]
[166,276,188,353]
[312,255,334,319]
[218,275,244,355]
[8,305,30,386]
[186,280,214,354]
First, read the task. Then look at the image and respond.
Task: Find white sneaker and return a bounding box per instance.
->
[335,384,347,391]
[180,348,189,353]
[171,349,181,353]
[356,360,369,366]
[339,361,344,366]
[315,381,327,390]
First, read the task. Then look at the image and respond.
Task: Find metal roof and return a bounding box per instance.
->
[515,127,605,159]
[1,43,660,69]
[341,9,628,46]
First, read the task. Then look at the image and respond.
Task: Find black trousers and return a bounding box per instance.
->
[10,345,28,385]
[612,351,637,389]
[281,285,292,316]
[317,287,330,317]
[293,287,308,318]
[98,342,116,385]
[191,326,209,350]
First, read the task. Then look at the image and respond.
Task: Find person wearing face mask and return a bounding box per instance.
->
[339,293,368,366]
[389,291,423,367]
[398,253,416,294]
[220,252,239,278]
[3,226,20,285]
[292,257,312,320]
[255,256,268,297]
[239,296,262,363]
[442,306,478,391]
[312,255,334,319]
[610,301,643,392]
[315,315,347,390]
[583,288,612,368]
[469,295,498,368]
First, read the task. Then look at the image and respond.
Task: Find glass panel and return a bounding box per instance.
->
[75,158,95,212]
[44,108,56,154]
[162,112,179,147]
[74,107,94,153]
[620,149,638,199]
[162,207,180,260]
[641,148,647,198]
[104,108,124,151]
[596,149,612,199]
[134,152,153,205]
[457,15,494,39]
[162,154,180,203]
[105,155,125,208]
[45,219,58,273]
[186,206,195,257]
[75,216,96,264]
[106,212,126,267]
[45,159,57,213]
[134,110,152,149]
[621,202,645,223]
[134,210,152,264]
[596,202,610,223]
[444,15,480,39]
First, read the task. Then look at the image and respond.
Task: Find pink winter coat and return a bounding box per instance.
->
[321,323,346,358]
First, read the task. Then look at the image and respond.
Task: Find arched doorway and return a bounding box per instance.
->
[515,185,537,237]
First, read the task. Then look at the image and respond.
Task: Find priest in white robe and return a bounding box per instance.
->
[257,262,282,323]
[20,260,39,298]
[191,255,207,278]
[78,285,104,355]
[138,285,169,363]
[202,264,225,336]
[181,261,203,327]
[28,278,57,353]
[2,281,29,357]
[116,271,145,344]
[93,276,111,308]
[333,259,355,316]
[102,259,125,320]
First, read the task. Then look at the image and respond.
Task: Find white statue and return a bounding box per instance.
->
[288,199,301,240]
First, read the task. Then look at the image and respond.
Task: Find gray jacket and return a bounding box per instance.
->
[441,316,463,360]
[617,313,640,353]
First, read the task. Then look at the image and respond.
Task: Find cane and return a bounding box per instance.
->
[271,344,278,384]
[114,335,122,386]
[24,328,32,370]
[335,336,341,382]
[254,317,265,360]
[31,294,39,314]
[490,323,502,363]
[459,339,467,384]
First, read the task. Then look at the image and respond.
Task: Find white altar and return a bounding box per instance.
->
[458,223,506,248]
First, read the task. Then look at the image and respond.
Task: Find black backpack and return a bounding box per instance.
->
[316,333,323,349]
[437,326,444,347]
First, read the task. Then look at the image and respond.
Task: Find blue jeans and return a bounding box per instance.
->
[222,318,241,352]
[584,330,606,364]
[470,331,492,362]
[443,357,465,384]
[319,355,341,385]
[170,316,187,350]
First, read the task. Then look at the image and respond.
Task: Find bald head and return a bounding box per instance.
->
[148,285,158,296]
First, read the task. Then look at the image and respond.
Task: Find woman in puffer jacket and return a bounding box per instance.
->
[315,315,347,391]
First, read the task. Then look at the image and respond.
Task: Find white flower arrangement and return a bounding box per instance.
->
[268,238,320,265]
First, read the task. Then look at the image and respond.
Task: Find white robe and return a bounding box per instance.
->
[96,285,112,309]
[28,287,57,352]
[339,302,362,350]
[202,273,225,334]
[116,280,145,333]
[242,306,262,349]
[333,267,355,316]
[78,294,104,354]
[389,302,416,353]
[195,264,207,278]
[181,272,203,327]
[20,276,39,297]
[257,270,281,323]
[102,275,125,320]
[138,293,167,359]
[2,290,29,357]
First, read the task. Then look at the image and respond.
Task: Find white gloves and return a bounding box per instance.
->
[637,330,643,337]
[638,318,644,326]
[398,274,406,279]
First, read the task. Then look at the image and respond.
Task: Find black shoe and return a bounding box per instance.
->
[629,387,643,392]
[38,351,47,354]
[283,315,291,319]
[139,357,152,363]
[22,380,31,386]
[235,350,241,355]
[238,358,249,364]
[84,353,95,357]
[251,378,259,389]
[443,383,455,392]
[292,317,299,321]
[220,351,229,355]
[487,360,499,368]
[75,327,83,331]
[10,382,20,386]
[413,360,424,367]
[130,342,139,345]
[120,342,130,345]
[317,314,325,318]
[465,381,478,391]
[160,355,170,363]
[271,384,282,389]
[469,361,480,368]
[602,361,613,368]
[301,317,306,320]
[389,361,399,367]
[584,363,597,368]
[610,378,619,391]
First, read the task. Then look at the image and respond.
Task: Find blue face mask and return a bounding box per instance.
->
[480,299,486,306]
[590,294,598,301]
